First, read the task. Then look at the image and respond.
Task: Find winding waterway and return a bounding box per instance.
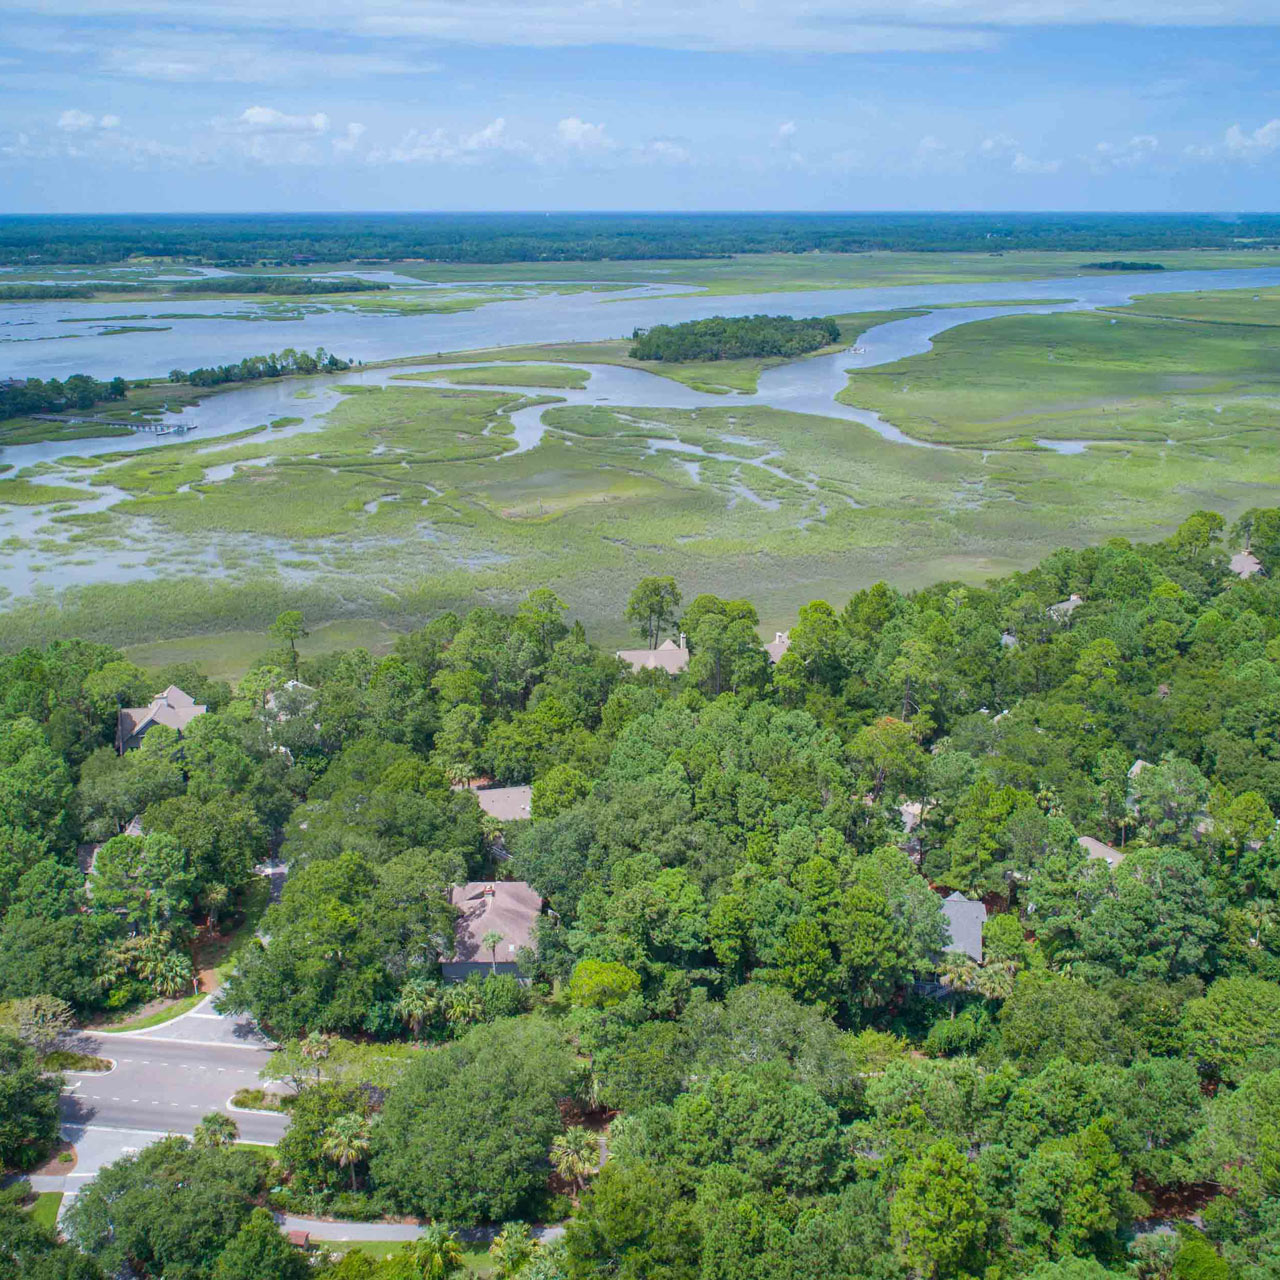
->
[2,264,1279,600]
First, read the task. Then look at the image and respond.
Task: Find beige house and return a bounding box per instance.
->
[764,631,791,664]
[116,685,206,754]
[1231,549,1263,579]
[617,636,689,674]
[443,881,543,982]
[1078,834,1126,869]
[472,784,533,822]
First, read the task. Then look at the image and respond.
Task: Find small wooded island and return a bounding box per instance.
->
[629,313,841,362]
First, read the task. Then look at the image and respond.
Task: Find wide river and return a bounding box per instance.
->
[4,264,1280,472]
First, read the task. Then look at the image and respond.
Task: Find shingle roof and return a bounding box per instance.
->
[117,685,206,750]
[764,631,791,664]
[1078,835,1125,868]
[473,785,533,822]
[1231,549,1263,579]
[616,637,689,674]
[941,891,987,963]
[449,881,543,963]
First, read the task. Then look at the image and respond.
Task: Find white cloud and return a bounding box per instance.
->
[1224,118,1280,158]
[10,0,1280,62]
[1088,134,1158,170]
[371,117,526,165]
[332,121,366,154]
[1011,151,1061,174]
[979,133,1017,156]
[777,121,798,141]
[218,105,330,135]
[99,34,430,83]
[641,138,693,164]
[58,108,118,131]
[556,116,612,151]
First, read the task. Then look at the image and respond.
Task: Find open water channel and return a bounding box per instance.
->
[1,265,1279,598]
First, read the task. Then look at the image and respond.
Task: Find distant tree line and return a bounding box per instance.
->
[166,276,390,296]
[1084,260,1166,271]
[2,211,1279,265]
[0,283,150,300]
[0,277,388,300]
[169,348,353,388]
[0,373,128,421]
[630,313,841,362]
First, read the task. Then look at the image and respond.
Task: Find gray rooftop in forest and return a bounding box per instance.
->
[941,891,987,963]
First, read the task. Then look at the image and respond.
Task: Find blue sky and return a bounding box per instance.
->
[2,1,1279,212]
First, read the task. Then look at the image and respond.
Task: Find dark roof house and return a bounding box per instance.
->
[443,880,543,982]
[116,685,206,754]
[941,891,987,963]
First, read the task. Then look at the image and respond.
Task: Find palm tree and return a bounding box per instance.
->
[300,1030,332,1080]
[151,950,196,998]
[482,930,505,974]
[321,1112,371,1192]
[443,986,485,1032]
[550,1126,599,1192]
[193,1111,239,1148]
[398,1224,464,1279]
[395,977,441,1037]
[488,1222,536,1279]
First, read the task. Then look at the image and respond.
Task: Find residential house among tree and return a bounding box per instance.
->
[116,685,206,754]
[764,631,791,664]
[442,881,543,982]
[941,891,987,963]
[1078,834,1126,869]
[616,636,689,674]
[472,785,533,823]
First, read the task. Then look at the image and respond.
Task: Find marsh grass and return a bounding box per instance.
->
[4,286,1280,655]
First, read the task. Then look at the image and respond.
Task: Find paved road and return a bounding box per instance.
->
[58,992,288,1173]
[60,1035,288,1145]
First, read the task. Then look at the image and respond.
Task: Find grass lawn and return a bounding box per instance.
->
[316,1239,495,1274]
[96,991,206,1033]
[28,1193,62,1230]
[42,1049,112,1072]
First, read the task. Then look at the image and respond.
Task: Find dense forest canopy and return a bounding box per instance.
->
[1,211,1279,265]
[0,373,127,421]
[629,314,841,362]
[7,508,1280,1276]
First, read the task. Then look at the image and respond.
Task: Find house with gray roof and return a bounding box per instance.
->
[116,685,206,754]
[442,880,543,983]
[764,631,791,664]
[617,636,689,674]
[941,891,987,963]
[1048,593,1084,623]
[1231,549,1263,579]
[472,784,533,823]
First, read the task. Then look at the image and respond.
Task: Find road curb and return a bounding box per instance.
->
[226,1095,289,1117]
